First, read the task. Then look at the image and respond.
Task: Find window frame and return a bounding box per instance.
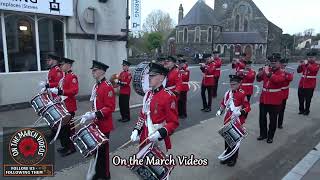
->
[0,11,67,74]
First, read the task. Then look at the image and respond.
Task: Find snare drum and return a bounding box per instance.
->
[41,103,71,129]
[133,62,167,96]
[129,143,174,180]
[30,93,53,115]
[71,123,108,158]
[218,120,248,149]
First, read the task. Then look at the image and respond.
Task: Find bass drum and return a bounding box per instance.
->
[133,61,167,96]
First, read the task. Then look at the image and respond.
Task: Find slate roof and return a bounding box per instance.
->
[215,32,267,44]
[177,1,220,26]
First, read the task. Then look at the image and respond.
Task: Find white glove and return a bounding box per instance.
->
[304,60,308,65]
[80,118,88,124]
[81,112,96,122]
[148,131,161,142]
[216,110,222,116]
[233,110,242,117]
[48,88,59,95]
[130,130,139,142]
[114,79,119,84]
[39,81,47,89]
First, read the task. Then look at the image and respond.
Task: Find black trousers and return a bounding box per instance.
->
[225,142,239,162]
[212,77,220,98]
[119,94,130,120]
[259,104,281,139]
[201,85,213,109]
[178,91,188,117]
[59,112,75,150]
[93,133,110,180]
[246,95,252,102]
[278,99,287,127]
[298,88,315,113]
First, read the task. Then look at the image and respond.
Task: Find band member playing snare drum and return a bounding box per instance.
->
[216,74,251,167]
[130,63,179,153]
[47,57,78,157]
[80,60,116,180]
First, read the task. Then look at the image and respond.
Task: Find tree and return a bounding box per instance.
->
[146,32,163,54]
[304,28,314,37]
[313,33,320,41]
[143,10,175,33]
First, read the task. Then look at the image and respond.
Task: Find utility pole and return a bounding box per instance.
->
[126,0,130,56]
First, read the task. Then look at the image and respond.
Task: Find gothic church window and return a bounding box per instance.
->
[195,26,200,42]
[235,15,240,32]
[183,28,188,43]
[208,27,212,42]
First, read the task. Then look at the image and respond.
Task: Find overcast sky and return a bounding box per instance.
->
[137,0,320,35]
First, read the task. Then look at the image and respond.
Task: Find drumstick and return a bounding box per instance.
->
[70,117,82,125]
[118,139,132,149]
[224,107,249,123]
[138,138,149,148]
[71,123,82,130]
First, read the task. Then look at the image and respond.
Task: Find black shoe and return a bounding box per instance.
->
[257,136,267,141]
[220,160,229,165]
[278,125,283,129]
[179,115,187,119]
[60,148,76,157]
[204,108,211,112]
[118,118,130,122]
[298,111,304,115]
[303,111,310,116]
[201,108,206,112]
[57,147,67,153]
[227,160,236,167]
[267,138,273,144]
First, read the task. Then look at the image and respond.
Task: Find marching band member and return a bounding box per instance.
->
[256,53,285,143]
[177,55,190,119]
[117,60,132,122]
[200,55,216,112]
[48,57,78,156]
[80,60,116,180]
[130,63,179,154]
[39,54,63,96]
[163,56,182,95]
[212,51,222,98]
[278,58,294,129]
[216,74,251,167]
[297,52,319,116]
[232,52,246,72]
[237,60,256,102]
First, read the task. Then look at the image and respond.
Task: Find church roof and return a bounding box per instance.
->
[177,1,220,26]
[216,32,267,44]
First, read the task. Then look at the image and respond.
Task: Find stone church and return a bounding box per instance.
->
[172,0,282,62]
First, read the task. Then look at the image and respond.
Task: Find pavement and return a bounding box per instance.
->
[38,89,320,180]
[1,63,320,180]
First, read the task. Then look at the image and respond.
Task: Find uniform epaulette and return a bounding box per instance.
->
[164,88,175,96]
[105,80,113,86]
[239,89,245,94]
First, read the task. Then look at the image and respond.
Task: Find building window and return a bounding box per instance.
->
[0,17,4,72]
[235,15,240,32]
[208,27,212,42]
[223,45,228,57]
[5,14,37,72]
[183,28,188,43]
[217,45,221,53]
[38,17,64,70]
[244,19,248,32]
[195,26,200,42]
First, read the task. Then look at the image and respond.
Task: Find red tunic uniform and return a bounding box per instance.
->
[178,65,190,92]
[201,62,216,86]
[239,68,256,96]
[48,65,63,88]
[281,70,294,100]
[257,68,285,105]
[297,62,319,89]
[134,86,179,150]
[213,57,222,78]
[92,78,116,133]
[59,71,79,112]
[232,59,245,72]
[118,70,132,95]
[166,67,182,93]
[220,89,251,125]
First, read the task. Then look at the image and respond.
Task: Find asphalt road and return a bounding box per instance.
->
[1,63,319,180]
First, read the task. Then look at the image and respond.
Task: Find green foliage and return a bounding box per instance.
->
[146,32,163,51]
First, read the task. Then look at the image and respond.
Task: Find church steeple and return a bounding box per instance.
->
[178,4,184,24]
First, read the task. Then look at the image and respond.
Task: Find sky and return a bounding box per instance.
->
[134,0,320,35]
